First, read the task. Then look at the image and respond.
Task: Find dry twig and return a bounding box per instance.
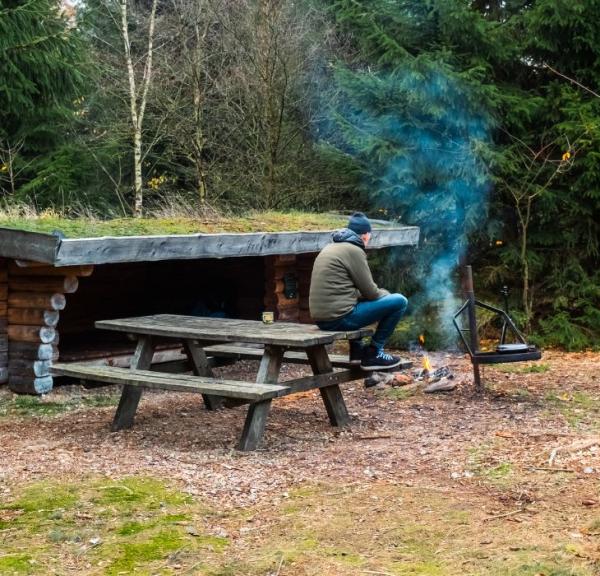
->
[483,508,528,522]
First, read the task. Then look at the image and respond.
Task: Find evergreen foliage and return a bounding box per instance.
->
[0,0,86,203]
[0,0,599,348]
[325,0,600,349]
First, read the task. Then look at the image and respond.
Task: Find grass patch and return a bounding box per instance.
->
[2,477,599,575]
[544,390,600,428]
[467,443,515,487]
[496,362,551,374]
[0,210,381,238]
[0,391,120,418]
[383,386,418,401]
[0,477,226,575]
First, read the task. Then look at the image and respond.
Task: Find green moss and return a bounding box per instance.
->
[512,563,586,576]
[496,363,551,374]
[0,555,33,574]
[0,392,120,419]
[3,476,599,575]
[445,509,471,525]
[0,210,361,238]
[161,513,191,523]
[384,386,417,400]
[195,534,229,553]
[116,521,154,536]
[6,483,78,516]
[104,529,184,575]
[484,462,513,482]
[93,477,191,509]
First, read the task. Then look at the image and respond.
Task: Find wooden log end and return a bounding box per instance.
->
[9,375,53,395]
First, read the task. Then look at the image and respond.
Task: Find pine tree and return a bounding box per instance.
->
[0,0,87,204]
[325,0,600,348]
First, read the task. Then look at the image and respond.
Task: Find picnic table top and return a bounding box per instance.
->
[95,314,372,348]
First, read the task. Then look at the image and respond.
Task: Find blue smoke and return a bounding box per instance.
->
[321,61,492,340]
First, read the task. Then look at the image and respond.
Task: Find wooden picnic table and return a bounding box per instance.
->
[52,314,373,450]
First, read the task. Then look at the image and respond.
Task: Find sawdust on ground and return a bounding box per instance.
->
[1,349,599,518]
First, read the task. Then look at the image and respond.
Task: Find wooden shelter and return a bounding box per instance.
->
[0,225,419,394]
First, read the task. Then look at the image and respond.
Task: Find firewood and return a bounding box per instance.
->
[8,292,66,310]
[10,276,79,294]
[0,302,7,316]
[7,325,56,344]
[8,263,94,277]
[7,309,60,328]
[0,285,7,300]
[8,375,53,394]
[0,366,7,383]
[0,269,7,283]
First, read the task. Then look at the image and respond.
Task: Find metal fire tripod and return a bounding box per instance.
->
[453,266,542,392]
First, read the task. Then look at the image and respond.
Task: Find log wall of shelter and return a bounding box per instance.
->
[264,254,316,323]
[58,257,266,361]
[6,262,93,394]
[297,254,316,324]
[2,255,305,394]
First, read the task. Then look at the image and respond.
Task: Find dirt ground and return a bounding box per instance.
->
[1,350,600,575]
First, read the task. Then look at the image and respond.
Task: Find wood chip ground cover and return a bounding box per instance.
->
[1,350,599,574]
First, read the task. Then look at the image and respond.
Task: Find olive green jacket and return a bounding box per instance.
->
[309,229,389,322]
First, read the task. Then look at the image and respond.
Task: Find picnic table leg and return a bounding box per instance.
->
[307,345,349,427]
[111,335,154,431]
[183,339,223,411]
[237,345,283,451]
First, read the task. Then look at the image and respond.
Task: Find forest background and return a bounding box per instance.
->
[1,0,599,350]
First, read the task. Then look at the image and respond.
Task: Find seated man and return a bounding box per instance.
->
[309,212,408,370]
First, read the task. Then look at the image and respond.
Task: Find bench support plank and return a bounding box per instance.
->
[183,339,222,411]
[238,345,284,451]
[237,400,272,451]
[307,345,349,427]
[112,336,154,431]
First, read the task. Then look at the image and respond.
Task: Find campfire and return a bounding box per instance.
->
[413,334,456,392]
[364,334,456,392]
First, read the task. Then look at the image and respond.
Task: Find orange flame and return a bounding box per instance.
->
[422,355,432,372]
[418,334,425,346]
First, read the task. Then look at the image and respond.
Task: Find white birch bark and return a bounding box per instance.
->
[119,0,158,217]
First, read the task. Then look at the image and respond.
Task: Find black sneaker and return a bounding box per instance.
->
[349,340,365,365]
[361,346,402,371]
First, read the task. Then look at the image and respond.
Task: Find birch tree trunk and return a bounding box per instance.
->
[119,0,158,217]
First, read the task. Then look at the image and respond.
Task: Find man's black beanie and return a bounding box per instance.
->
[347,212,372,235]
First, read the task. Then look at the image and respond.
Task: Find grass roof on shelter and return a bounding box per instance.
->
[0,210,392,239]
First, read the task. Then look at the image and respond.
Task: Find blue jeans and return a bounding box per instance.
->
[316,293,408,350]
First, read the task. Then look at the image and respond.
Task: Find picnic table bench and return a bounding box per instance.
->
[51,314,412,450]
